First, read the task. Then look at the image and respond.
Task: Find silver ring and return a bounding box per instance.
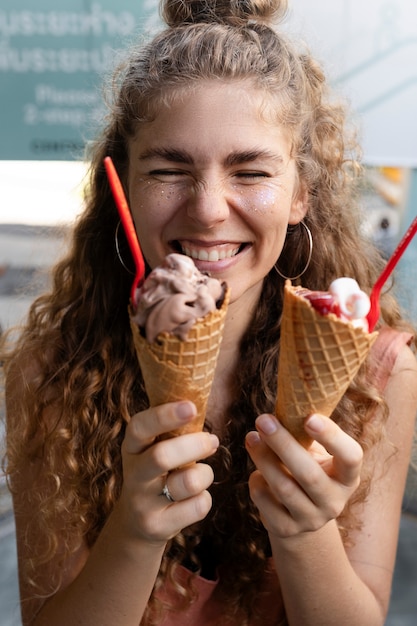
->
[160,481,175,503]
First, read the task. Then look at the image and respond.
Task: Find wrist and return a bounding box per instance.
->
[102,501,168,561]
[269,519,338,556]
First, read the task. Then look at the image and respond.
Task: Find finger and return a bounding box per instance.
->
[246,430,277,468]
[246,430,314,517]
[246,431,347,532]
[158,491,214,536]
[249,417,337,509]
[248,469,303,537]
[139,432,219,482]
[137,490,214,543]
[256,413,362,490]
[304,414,363,486]
[123,401,197,454]
[253,414,310,475]
[161,463,215,502]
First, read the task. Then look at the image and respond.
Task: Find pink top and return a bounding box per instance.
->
[155,328,413,626]
[156,561,286,626]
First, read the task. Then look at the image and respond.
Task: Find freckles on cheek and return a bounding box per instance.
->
[257,188,281,213]
[240,187,282,215]
[137,184,185,216]
[234,187,270,215]
[154,188,171,205]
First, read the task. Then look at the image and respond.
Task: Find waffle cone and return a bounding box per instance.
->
[276,281,378,444]
[130,288,230,437]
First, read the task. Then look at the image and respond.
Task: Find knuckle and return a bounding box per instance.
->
[183,464,213,494]
[197,432,216,456]
[149,442,172,472]
[202,464,215,487]
[348,442,364,468]
[182,469,201,494]
[328,503,343,521]
[126,412,144,440]
[125,408,159,447]
[299,464,322,489]
[305,515,326,533]
[193,491,212,520]
[153,403,173,428]
[274,476,296,502]
[248,471,265,499]
[279,524,296,539]
[342,446,363,484]
[138,515,156,538]
[325,498,345,521]
[136,508,163,539]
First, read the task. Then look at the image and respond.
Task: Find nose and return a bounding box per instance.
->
[186,179,230,228]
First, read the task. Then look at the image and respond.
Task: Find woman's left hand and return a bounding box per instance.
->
[245,413,363,538]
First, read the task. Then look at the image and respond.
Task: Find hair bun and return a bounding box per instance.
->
[161,0,288,28]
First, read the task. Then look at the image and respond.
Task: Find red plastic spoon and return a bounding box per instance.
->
[104,156,145,306]
[367,215,417,332]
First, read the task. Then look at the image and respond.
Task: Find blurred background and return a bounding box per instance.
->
[1,1,417,624]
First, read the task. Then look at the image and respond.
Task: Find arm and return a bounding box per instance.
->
[8,378,218,625]
[246,343,417,626]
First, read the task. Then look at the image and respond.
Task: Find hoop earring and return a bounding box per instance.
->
[115,221,135,275]
[274,220,313,281]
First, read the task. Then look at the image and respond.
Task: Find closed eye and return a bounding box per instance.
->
[149,169,186,175]
[234,171,270,180]
[149,169,189,181]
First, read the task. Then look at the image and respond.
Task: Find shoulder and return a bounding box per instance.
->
[4,338,58,401]
[5,347,59,463]
[383,340,417,454]
[365,330,417,474]
[385,337,417,399]
[5,348,43,414]
[368,327,415,393]
[391,338,417,376]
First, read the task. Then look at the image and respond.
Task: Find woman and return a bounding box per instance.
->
[2,1,417,624]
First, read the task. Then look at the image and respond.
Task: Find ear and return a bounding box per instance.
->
[288,182,308,225]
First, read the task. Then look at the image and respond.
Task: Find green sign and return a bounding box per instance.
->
[0,1,158,160]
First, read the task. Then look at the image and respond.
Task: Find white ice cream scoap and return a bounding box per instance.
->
[329,278,371,329]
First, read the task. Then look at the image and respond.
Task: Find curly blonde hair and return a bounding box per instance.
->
[2,1,415,624]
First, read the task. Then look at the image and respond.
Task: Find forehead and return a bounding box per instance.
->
[144,79,285,123]
[131,80,295,154]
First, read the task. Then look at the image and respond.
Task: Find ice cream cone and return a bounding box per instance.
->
[276,281,378,444]
[130,287,230,437]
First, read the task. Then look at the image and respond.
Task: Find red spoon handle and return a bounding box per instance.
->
[367,214,417,331]
[104,157,145,304]
[374,215,417,292]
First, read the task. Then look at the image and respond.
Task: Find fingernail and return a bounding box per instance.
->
[209,434,219,449]
[305,414,325,433]
[246,431,261,447]
[256,414,279,435]
[175,401,195,421]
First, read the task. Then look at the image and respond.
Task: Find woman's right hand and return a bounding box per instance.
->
[118,400,219,545]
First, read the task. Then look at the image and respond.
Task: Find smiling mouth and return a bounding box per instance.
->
[173,241,248,262]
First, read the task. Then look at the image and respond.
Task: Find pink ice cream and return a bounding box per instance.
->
[131,253,227,342]
[295,278,371,331]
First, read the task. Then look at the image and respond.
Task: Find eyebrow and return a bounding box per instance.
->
[139,147,193,164]
[138,147,284,166]
[225,150,284,166]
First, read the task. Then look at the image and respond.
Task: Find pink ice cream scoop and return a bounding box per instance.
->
[130,253,226,342]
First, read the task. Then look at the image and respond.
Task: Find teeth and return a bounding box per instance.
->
[181,245,240,261]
